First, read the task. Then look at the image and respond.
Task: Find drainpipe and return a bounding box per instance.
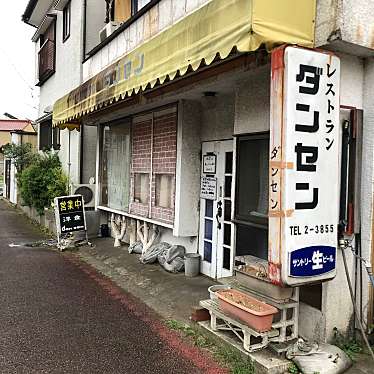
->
[68,130,71,191]
[149,112,154,218]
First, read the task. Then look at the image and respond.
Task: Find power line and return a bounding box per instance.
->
[0,47,38,100]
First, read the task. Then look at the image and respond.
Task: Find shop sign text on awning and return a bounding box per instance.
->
[52,0,316,127]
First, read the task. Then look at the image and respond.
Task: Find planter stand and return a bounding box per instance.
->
[220,279,300,343]
[199,286,299,353]
[200,299,279,352]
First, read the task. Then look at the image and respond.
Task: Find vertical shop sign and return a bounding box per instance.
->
[269,46,340,286]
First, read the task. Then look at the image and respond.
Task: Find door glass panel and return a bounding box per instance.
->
[223,247,231,270]
[223,223,231,246]
[224,176,232,198]
[224,200,231,221]
[225,152,233,174]
[204,241,212,263]
[204,219,213,240]
[205,199,213,218]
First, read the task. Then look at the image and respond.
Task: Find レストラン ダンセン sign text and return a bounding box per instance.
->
[269,46,340,286]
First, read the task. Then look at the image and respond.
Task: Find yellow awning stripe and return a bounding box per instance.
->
[53,0,316,126]
[57,122,80,131]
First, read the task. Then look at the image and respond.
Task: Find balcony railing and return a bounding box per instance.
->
[38,39,55,84]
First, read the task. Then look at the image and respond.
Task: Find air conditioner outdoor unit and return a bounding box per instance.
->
[72,184,96,208]
[99,22,120,42]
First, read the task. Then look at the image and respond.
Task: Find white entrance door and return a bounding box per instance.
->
[199,140,234,279]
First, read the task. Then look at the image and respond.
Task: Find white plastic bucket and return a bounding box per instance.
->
[208,285,231,300]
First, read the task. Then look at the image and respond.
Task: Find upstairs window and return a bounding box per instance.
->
[134,0,152,12]
[107,0,151,23]
[63,1,71,42]
[37,20,55,85]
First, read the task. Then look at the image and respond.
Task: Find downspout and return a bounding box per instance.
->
[149,112,154,218]
[79,124,84,183]
[68,130,71,191]
[82,0,87,63]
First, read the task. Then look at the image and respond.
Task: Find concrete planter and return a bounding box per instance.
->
[217,289,278,332]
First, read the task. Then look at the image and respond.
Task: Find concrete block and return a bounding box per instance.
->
[190,306,210,322]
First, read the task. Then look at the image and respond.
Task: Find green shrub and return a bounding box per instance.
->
[18,152,68,215]
[2,142,35,172]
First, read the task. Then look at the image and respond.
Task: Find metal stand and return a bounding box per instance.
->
[56,231,91,251]
[199,287,300,353]
[200,299,279,352]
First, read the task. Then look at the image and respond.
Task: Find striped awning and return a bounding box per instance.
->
[53,0,316,127]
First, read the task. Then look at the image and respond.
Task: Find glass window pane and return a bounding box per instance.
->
[134,173,150,204]
[205,199,213,218]
[223,247,231,270]
[114,0,131,22]
[137,0,151,10]
[225,152,233,174]
[204,219,213,240]
[204,241,212,263]
[235,137,269,225]
[101,123,131,211]
[224,200,231,221]
[155,174,174,208]
[223,223,231,246]
[236,224,268,260]
[224,176,232,198]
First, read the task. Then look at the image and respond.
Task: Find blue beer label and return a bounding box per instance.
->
[289,245,336,277]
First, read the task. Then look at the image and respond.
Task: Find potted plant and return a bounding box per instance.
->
[216,289,278,332]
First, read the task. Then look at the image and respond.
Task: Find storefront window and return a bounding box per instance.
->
[235,134,269,261]
[130,106,177,223]
[101,122,131,211]
[134,173,150,204]
[155,174,174,208]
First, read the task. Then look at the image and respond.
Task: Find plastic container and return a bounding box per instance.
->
[184,253,200,277]
[216,289,278,332]
[100,224,110,237]
[208,284,231,300]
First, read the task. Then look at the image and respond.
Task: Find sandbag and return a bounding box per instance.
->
[139,242,171,264]
[128,241,143,254]
[162,257,185,273]
[164,245,186,263]
[286,339,352,374]
[158,244,185,272]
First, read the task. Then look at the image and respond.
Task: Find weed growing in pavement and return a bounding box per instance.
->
[332,327,363,360]
[287,362,300,374]
[165,319,254,374]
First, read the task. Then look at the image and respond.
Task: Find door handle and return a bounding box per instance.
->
[216,201,222,230]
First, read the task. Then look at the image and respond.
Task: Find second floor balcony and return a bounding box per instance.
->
[38,39,55,85]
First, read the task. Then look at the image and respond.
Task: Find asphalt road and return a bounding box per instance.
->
[0,200,224,374]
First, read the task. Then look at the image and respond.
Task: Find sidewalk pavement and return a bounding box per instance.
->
[77,239,295,373]
[77,238,215,323]
[76,238,373,374]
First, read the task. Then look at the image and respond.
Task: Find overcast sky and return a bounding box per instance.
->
[0,1,39,121]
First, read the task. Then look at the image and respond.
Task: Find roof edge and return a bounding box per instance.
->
[22,0,39,26]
